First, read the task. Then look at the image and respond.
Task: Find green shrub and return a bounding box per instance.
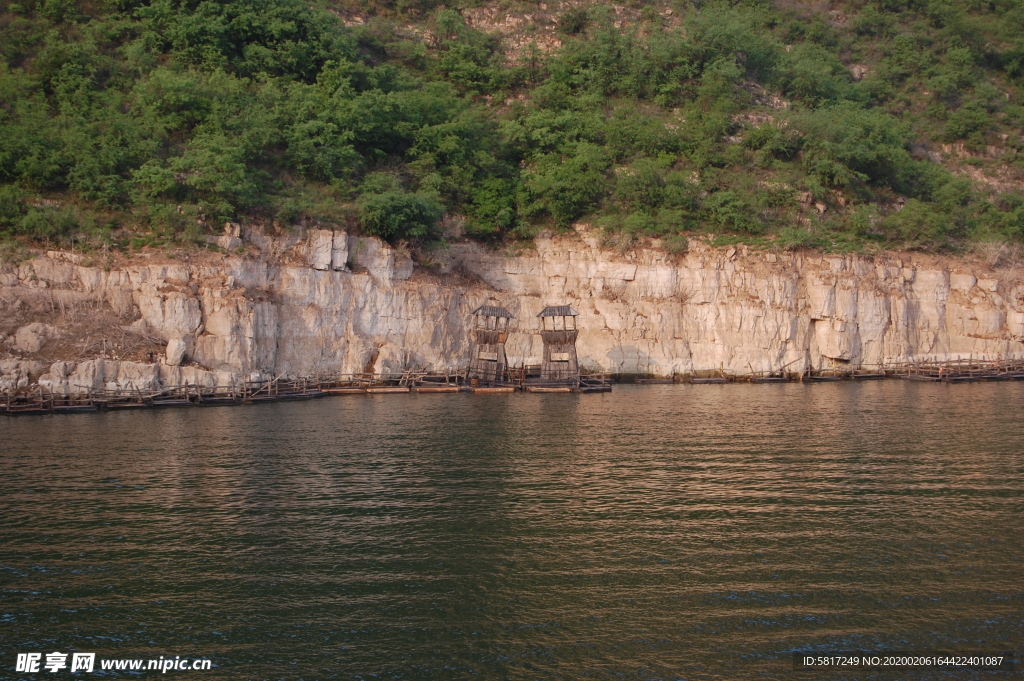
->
[704,189,762,234]
[943,102,993,143]
[622,211,657,234]
[662,171,702,212]
[18,205,80,240]
[796,104,915,192]
[777,43,853,105]
[882,199,955,248]
[522,144,610,227]
[684,5,779,81]
[744,124,801,164]
[614,157,668,210]
[854,5,894,37]
[975,192,1024,241]
[0,185,27,229]
[654,208,689,234]
[558,8,589,36]
[357,190,443,242]
[464,178,517,237]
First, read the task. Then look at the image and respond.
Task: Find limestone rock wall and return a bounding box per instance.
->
[2,227,1023,393]
[452,235,1024,374]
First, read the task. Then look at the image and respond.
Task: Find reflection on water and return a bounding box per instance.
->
[1,382,1022,680]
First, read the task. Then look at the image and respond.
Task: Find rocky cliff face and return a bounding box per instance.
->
[2,226,1023,393]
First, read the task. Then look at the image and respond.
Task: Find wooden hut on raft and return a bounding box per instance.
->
[531,305,580,389]
[467,304,515,387]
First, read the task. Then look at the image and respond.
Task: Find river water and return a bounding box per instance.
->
[1,382,1021,680]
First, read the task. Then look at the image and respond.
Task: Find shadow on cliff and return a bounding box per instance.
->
[598,344,657,376]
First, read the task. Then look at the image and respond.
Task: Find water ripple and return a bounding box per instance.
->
[1,383,1022,680]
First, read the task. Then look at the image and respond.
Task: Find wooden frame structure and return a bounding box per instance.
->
[467,304,515,386]
[534,305,580,388]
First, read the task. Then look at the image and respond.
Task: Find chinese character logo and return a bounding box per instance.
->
[44,652,68,673]
[70,654,95,673]
[16,653,41,673]
[15,652,94,674]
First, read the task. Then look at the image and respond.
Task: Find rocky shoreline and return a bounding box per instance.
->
[3,225,1023,395]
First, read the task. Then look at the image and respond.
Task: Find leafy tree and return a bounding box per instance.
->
[882,199,956,248]
[796,104,915,193]
[521,143,610,227]
[704,189,762,234]
[357,189,442,242]
[614,157,669,211]
[777,43,854,105]
[943,101,993,143]
[558,7,589,36]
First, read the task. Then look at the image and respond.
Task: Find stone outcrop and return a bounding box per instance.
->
[13,322,61,353]
[0,360,45,391]
[307,228,349,271]
[165,338,187,366]
[2,225,1023,394]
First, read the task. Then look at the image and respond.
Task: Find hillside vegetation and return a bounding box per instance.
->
[1,0,1023,256]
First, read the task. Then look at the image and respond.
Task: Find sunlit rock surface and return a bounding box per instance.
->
[2,226,1023,393]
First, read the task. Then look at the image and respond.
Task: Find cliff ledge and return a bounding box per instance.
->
[2,226,1023,393]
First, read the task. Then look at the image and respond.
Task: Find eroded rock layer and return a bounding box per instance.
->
[2,227,1023,393]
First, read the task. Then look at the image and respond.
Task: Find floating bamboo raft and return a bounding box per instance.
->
[677,357,1024,385]
[894,357,1024,382]
[1,369,616,415]
[6,358,1021,415]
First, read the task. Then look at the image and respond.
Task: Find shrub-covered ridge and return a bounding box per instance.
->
[1,0,1022,254]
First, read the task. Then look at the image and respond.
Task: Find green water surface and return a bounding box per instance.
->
[1,382,1021,680]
